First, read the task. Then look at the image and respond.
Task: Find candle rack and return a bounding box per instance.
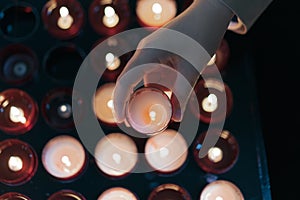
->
[0,0,271,199]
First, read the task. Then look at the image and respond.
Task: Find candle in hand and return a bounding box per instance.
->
[42,135,86,180]
[136,0,177,28]
[125,87,172,135]
[199,180,244,200]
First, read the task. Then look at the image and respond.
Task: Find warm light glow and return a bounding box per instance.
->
[112,153,121,164]
[202,93,218,112]
[216,196,224,200]
[57,104,72,119]
[102,6,119,28]
[57,6,74,30]
[61,155,72,168]
[9,106,26,124]
[208,147,223,163]
[105,53,121,70]
[152,3,163,14]
[8,156,23,172]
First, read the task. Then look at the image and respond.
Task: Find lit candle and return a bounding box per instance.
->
[42,135,86,180]
[136,0,177,27]
[0,88,38,135]
[144,129,188,173]
[202,93,218,113]
[125,87,172,135]
[199,180,244,200]
[94,133,138,177]
[102,6,119,28]
[0,192,31,200]
[93,83,118,125]
[105,52,121,71]
[97,187,138,200]
[48,189,86,200]
[193,130,239,174]
[57,6,74,30]
[0,139,38,186]
[148,183,191,200]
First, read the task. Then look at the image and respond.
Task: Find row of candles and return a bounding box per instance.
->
[0,179,244,199]
[0,0,181,41]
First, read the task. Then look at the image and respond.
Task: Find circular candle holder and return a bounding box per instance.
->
[41,0,85,40]
[148,183,191,200]
[144,129,188,174]
[188,78,233,124]
[0,192,31,200]
[48,189,86,200]
[0,139,38,186]
[41,87,83,131]
[193,129,239,174]
[135,0,177,28]
[97,187,138,200]
[0,43,39,85]
[199,180,244,200]
[202,39,230,75]
[89,0,131,36]
[0,88,38,135]
[0,2,39,41]
[41,135,87,181]
[91,37,133,82]
[94,133,138,178]
[93,83,118,127]
[43,43,85,83]
[125,87,172,135]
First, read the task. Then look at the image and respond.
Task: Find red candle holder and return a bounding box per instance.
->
[0,88,38,135]
[89,0,131,36]
[48,189,86,200]
[0,43,39,85]
[188,78,233,124]
[148,183,191,200]
[41,87,83,131]
[41,0,85,40]
[193,129,239,174]
[0,2,39,41]
[0,192,31,200]
[0,139,38,186]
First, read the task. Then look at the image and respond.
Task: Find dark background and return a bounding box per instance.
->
[239,0,299,199]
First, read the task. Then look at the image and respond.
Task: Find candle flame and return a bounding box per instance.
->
[9,106,27,124]
[59,6,69,17]
[103,6,119,28]
[57,6,73,30]
[112,153,121,164]
[8,156,23,172]
[208,147,223,163]
[152,3,162,14]
[61,155,72,168]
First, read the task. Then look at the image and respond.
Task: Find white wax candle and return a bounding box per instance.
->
[126,87,172,135]
[42,135,86,179]
[94,133,138,177]
[200,180,244,200]
[202,94,218,113]
[136,0,177,27]
[57,6,74,30]
[97,187,138,200]
[144,129,188,173]
[102,6,119,28]
[93,83,117,125]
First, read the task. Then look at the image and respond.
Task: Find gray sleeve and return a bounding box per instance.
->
[219,0,273,34]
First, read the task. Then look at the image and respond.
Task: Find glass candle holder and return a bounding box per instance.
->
[0,2,39,41]
[41,0,85,40]
[125,87,172,135]
[0,88,38,135]
[0,139,38,186]
[135,0,177,28]
[89,0,131,36]
[93,83,118,126]
[41,87,83,131]
[48,189,86,200]
[97,187,138,200]
[0,192,31,200]
[199,180,244,200]
[0,43,39,85]
[94,132,138,178]
[188,78,233,124]
[43,43,85,83]
[41,135,87,181]
[144,129,188,174]
[148,183,191,200]
[193,130,239,174]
